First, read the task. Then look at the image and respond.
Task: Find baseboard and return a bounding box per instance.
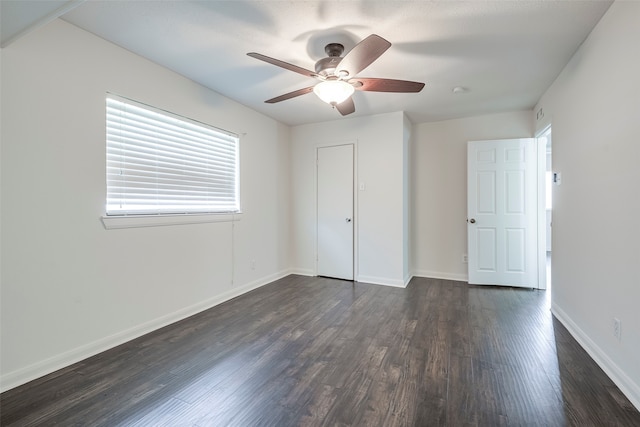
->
[289,268,314,276]
[412,269,468,283]
[404,273,414,287]
[0,269,291,393]
[551,302,640,411]
[357,275,407,288]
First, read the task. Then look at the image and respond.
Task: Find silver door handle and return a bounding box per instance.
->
[346,218,352,223]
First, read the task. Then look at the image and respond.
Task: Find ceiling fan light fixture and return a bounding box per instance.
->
[248,34,423,116]
[313,80,354,105]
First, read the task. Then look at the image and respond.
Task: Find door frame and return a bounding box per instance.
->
[314,140,358,279]
[536,125,552,290]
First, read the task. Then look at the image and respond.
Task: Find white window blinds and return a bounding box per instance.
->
[106,95,239,215]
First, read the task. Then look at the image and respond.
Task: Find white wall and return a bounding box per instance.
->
[290,112,408,286]
[411,111,533,281]
[534,1,640,409]
[0,19,291,390]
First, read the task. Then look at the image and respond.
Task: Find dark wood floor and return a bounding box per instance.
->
[2,275,639,426]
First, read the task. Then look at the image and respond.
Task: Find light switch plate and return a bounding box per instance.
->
[553,172,562,185]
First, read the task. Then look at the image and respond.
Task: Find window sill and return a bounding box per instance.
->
[101,212,242,230]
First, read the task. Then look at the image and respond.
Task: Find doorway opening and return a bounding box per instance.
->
[538,126,553,294]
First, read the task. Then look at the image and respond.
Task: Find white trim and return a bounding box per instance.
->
[0,269,289,392]
[101,212,242,229]
[404,273,414,287]
[357,275,407,288]
[413,270,469,283]
[536,135,547,289]
[536,125,552,290]
[552,303,640,411]
[289,268,315,277]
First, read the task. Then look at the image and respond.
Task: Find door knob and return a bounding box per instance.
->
[346,218,352,223]
[469,218,476,224]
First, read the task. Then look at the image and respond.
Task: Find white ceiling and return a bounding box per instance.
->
[2,1,612,126]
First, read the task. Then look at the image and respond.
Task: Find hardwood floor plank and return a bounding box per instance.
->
[297,384,339,427]
[2,275,639,426]
[472,358,510,425]
[447,354,477,426]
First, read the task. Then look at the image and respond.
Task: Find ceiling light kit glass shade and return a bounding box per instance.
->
[313,80,355,105]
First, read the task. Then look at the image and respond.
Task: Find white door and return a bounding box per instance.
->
[467,139,538,287]
[317,144,354,280]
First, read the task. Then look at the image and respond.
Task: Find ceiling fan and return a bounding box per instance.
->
[247,34,425,116]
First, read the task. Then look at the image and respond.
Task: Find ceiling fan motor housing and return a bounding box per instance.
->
[324,43,344,57]
[315,57,342,76]
[315,43,345,77]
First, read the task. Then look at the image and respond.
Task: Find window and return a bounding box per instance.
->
[106,95,239,216]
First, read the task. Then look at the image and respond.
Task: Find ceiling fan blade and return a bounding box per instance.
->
[247,52,317,78]
[265,86,315,103]
[353,78,425,93]
[335,97,355,116]
[336,34,391,78]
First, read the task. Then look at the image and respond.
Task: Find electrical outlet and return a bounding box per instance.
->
[463,254,468,263]
[613,318,621,341]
